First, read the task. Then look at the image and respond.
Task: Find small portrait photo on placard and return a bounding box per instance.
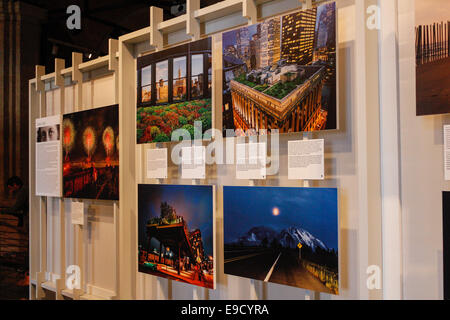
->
[37,124,60,143]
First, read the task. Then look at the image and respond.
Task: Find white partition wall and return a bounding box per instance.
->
[27,0,446,300]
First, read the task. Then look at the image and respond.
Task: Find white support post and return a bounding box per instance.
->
[35,68,47,299]
[36,271,46,299]
[55,278,65,300]
[113,201,119,299]
[54,58,65,88]
[109,39,120,105]
[243,0,258,25]
[187,0,201,41]
[72,65,85,297]
[301,133,321,300]
[35,65,45,92]
[56,57,66,298]
[118,36,138,300]
[247,179,261,300]
[28,80,39,300]
[150,7,164,50]
[354,0,383,301]
[72,52,83,109]
[108,39,119,72]
[192,177,204,300]
[302,0,313,9]
[378,0,402,300]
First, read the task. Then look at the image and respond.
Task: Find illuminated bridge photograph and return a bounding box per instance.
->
[223,186,339,294]
[222,2,336,136]
[138,184,215,289]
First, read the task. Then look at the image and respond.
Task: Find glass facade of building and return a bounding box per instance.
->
[137,38,212,107]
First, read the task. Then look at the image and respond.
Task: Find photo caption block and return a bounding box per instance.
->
[444,125,450,180]
[288,139,324,180]
[35,115,62,197]
[181,145,206,179]
[146,148,168,179]
[71,201,84,225]
[236,142,267,180]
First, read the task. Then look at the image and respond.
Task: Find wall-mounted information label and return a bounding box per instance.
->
[236,142,267,180]
[181,146,206,179]
[444,125,450,180]
[71,201,84,225]
[288,139,324,180]
[146,148,168,179]
[35,115,62,197]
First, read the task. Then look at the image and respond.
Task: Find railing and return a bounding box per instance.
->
[416,21,449,65]
[302,260,339,294]
[64,169,95,197]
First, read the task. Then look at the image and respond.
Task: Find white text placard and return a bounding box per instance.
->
[181,146,206,179]
[444,125,450,180]
[35,115,62,197]
[146,148,168,179]
[288,139,324,180]
[71,201,84,225]
[236,142,267,180]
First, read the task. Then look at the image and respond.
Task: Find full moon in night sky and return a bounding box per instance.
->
[272,207,280,216]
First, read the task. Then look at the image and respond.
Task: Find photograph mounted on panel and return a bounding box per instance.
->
[443,191,450,300]
[138,184,215,289]
[415,0,449,116]
[222,2,337,136]
[223,186,339,294]
[62,104,119,200]
[136,38,212,144]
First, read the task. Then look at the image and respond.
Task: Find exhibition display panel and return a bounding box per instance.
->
[27,0,450,301]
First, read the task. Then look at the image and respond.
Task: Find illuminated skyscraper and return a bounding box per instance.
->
[267,18,281,66]
[236,27,250,68]
[315,2,336,50]
[257,18,281,68]
[281,8,317,65]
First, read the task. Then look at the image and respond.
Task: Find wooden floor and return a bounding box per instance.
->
[0,212,29,300]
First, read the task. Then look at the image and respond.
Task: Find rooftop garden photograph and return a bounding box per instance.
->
[137,98,212,143]
[234,71,309,100]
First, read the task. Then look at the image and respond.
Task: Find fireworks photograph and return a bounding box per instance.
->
[62,104,119,200]
[222,2,337,136]
[136,38,212,144]
[138,184,214,289]
[415,0,449,116]
[223,186,339,294]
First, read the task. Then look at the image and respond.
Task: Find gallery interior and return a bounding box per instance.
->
[0,0,449,301]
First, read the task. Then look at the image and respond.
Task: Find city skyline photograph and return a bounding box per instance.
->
[222,2,337,136]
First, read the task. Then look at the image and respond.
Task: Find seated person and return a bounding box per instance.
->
[1,176,28,228]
